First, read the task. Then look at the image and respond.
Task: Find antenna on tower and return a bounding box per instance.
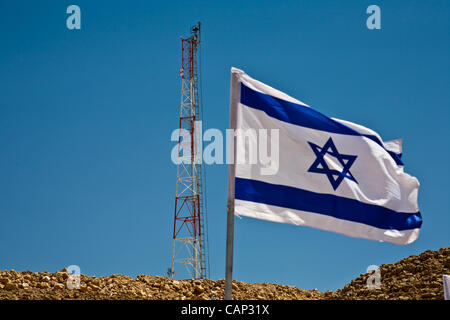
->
[170,22,209,280]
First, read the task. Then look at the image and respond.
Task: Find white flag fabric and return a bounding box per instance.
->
[227,67,422,245]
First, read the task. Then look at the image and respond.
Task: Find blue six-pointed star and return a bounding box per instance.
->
[307,137,358,191]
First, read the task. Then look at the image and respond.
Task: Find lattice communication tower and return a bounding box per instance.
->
[170,22,209,280]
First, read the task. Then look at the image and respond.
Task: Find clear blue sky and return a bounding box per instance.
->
[0,0,448,291]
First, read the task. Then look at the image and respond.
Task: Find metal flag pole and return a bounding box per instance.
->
[224,68,240,300]
[224,200,235,300]
[224,132,236,300]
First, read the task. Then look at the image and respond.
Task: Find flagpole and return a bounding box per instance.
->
[224,201,234,300]
[225,67,240,300]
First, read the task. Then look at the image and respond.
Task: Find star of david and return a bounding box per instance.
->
[307,137,358,191]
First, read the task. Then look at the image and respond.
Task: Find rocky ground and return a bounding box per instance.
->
[327,247,449,300]
[0,247,448,300]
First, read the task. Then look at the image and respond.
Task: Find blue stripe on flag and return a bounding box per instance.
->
[240,83,403,165]
[235,177,422,231]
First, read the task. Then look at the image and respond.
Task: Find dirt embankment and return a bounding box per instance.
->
[0,247,448,300]
[328,247,449,300]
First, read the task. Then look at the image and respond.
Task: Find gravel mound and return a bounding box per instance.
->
[0,272,321,300]
[0,247,448,300]
[328,247,449,300]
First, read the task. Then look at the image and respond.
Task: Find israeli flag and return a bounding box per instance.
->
[227,68,422,245]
